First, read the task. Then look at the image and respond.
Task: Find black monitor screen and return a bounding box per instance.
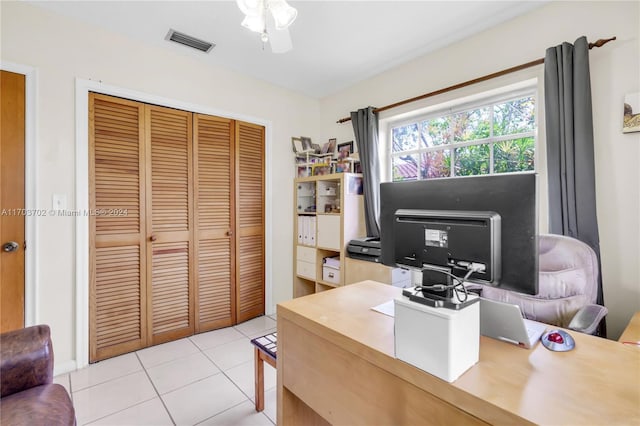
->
[380,173,538,295]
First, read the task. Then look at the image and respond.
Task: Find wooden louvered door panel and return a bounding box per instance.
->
[194,115,235,332]
[89,93,147,362]
[235,121,265,323]
[146,105,194,345]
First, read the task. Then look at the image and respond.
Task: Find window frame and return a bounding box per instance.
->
[387,86,538,181]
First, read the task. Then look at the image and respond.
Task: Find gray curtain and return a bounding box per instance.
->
[544,36,606,335]
[351,107,380,238]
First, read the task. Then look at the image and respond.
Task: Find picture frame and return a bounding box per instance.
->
[291,137,304,153]
[301,136,313,151]
[337,141,354,159]
[335,160,352,173]
[297,166,310,178]
[322,138,337,155]
[347,175,363,195]
[312,164,331,176]
[623,92,640,133]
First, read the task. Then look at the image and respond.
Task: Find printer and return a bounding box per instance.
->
[347,237,382,262]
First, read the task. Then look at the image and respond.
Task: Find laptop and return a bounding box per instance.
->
[480,298,547,349]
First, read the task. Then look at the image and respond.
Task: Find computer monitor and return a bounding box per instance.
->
[380,173,538,299]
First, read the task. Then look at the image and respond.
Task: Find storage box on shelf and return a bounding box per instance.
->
[293,173,365,297]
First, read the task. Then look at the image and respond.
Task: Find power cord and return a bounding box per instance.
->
[413,263,484,304]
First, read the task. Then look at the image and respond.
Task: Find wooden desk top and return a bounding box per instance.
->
[619,311,640,345]
[278,281,640,425]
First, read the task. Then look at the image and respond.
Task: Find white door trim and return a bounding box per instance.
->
[0,62,38,328]
[75,78,273,369]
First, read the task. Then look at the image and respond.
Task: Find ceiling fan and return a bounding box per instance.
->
[236,0,298,53]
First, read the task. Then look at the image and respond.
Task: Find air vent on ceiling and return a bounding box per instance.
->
[165,29,215,53]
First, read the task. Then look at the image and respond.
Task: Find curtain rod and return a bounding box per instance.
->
[337,36,616,124]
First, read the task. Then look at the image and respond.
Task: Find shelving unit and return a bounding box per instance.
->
[293,173,365,297]
[295,150,333,178]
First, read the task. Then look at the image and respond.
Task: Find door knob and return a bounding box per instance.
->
[226,230,233,237]
[2,241,19,252]
[150,235,157,242]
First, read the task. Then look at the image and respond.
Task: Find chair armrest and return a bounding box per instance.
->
[0,325,54,397]
[568,304,608,335]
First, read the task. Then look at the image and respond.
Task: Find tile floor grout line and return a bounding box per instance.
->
[137,341,201,370]
[71,368,144,394]
[69,317,278,425]
[66,374,74,404]
[193,399,274,426]
[199,335,278,421]
[136,351,177,426]
[188,335,248,352]
[195,339,275,425]
[79,395,159,426]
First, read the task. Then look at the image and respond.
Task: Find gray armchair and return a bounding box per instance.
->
[481,234,607,334]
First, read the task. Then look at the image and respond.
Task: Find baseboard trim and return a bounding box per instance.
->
[53,360,77,376]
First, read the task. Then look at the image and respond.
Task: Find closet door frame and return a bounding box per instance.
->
[75,80,272,370]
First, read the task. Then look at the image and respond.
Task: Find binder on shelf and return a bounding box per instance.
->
[309,216,316,246]
[302,216,309,246]
[297,216,304,244]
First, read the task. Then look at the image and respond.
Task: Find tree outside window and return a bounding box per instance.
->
[390,94,535,181]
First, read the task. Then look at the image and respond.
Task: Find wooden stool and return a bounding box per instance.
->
[250,332,277,412]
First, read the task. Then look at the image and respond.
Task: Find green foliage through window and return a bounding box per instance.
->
[390,94,535,180]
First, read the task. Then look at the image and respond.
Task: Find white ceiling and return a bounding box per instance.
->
[28,1,547,98]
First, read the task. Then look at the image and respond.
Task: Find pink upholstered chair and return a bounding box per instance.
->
[481,234,607,334]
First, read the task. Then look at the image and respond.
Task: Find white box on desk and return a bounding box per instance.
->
[394,295,479,383]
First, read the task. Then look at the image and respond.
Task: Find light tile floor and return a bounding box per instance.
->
[54,316,277,426]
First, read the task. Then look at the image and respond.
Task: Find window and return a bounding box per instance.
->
[389,94,536,181]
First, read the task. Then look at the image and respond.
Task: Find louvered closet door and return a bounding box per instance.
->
[235,121,265,322]
[145,105,195,345]
[194,115,235,331]
[89,93,147,362]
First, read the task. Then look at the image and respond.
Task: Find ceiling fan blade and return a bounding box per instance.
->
[266,12,292,53]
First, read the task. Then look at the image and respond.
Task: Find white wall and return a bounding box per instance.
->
[1,1,318,370]
[320,1,639,339]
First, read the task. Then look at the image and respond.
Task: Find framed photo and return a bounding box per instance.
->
[297,166,310,178]
[312,164,331,176]
[322,138,337,155]
[301,136,313,151]
[347,175,363,195]
[335,160,351,173]
[337,141,353,159]
[623,92,640,133]
[291,137,304,153]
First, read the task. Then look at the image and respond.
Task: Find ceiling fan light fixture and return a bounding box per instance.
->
[241,14,265,33]
[269,0,298,30]
[236,0,263,17]
[237,0,296,53]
